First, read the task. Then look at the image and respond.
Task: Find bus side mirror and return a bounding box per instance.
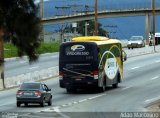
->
[122,50,127,62]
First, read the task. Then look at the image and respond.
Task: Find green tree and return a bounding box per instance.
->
[77,20,107,36]
[0,0,41,89]
[0,0,41,62]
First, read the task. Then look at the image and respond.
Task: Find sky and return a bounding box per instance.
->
[38,0,160,39]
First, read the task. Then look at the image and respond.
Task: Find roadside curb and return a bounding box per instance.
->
[4,52,59,62]
[145,100,160,108]
[0,75,59,92]
[1,66,59,90]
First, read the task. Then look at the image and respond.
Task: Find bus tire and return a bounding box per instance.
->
[66,87,75,93]
[112,83,118,88]
[112,73,119,88]
[99,79,106,92]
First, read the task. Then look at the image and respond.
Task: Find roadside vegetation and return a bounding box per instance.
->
[4,42,60,58]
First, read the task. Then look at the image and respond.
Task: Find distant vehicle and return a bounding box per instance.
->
[127,36,145,49]
[59,36,127,93]
[149,33,160,46]
[16,82,52,107]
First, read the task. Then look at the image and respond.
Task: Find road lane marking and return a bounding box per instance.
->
[144,96,160,103]
[79,99,87,103]
[29,66,39,70]
[42,107,70,118]
[88,94,105,100]
[62,104,67,107]
[40,93,106,113]
[150,76,159,80]
[73,101,78,104]
[130,66,140,70]
[122,86,132,90]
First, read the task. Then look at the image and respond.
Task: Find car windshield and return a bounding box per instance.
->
[130,36,143,40]
[20,83,40,90]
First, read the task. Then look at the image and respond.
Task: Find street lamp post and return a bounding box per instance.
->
[152,0,156,52]
[85,22,89,36]
[0,28,5,89]
[94,0,98,36]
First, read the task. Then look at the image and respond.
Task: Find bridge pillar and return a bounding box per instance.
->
[145,13,150,45]
[40,0,44,18]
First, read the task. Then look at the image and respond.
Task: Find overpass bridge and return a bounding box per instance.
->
[42,8,160,25]
[41,8,160,42]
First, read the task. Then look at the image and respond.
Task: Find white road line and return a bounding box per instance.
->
[144,96,160,103]
[122,86,132,90]
[150,76,159,80]
[51,107,71,118]
[29,66,39,70]
[73,101,78,104]
[67,103,73,106]
[79,99,87,103]
[53,107,60,112]
[88,94,105,100]
[62,104,67,107]
[130,66,140,70]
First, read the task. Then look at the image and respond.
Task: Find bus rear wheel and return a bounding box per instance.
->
[66,87,76,93]
[112,83,118,88]
[99,85,105,92]
[98,79,106,92]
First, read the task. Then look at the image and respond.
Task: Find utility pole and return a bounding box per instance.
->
[152,0,156,52]
[40,0,44,18]
[94,0,98,36]
[0,27,5,89]
[85,22,89,36]
[55,6,70,43]
[104,25,117,38]
[40,0,44,42]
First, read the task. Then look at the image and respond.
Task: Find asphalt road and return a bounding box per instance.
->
[4,46,158,78]
[1,52,160,118]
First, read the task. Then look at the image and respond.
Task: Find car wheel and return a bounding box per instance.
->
[17,102,21,107]
[48,97,52,106]
[40,99,45,107]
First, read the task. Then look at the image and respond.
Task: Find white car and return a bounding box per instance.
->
[127,36,145,49]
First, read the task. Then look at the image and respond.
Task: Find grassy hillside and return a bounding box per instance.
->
[4,42,60,58]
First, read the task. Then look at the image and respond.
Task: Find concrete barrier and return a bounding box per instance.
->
[4,66,59,88]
